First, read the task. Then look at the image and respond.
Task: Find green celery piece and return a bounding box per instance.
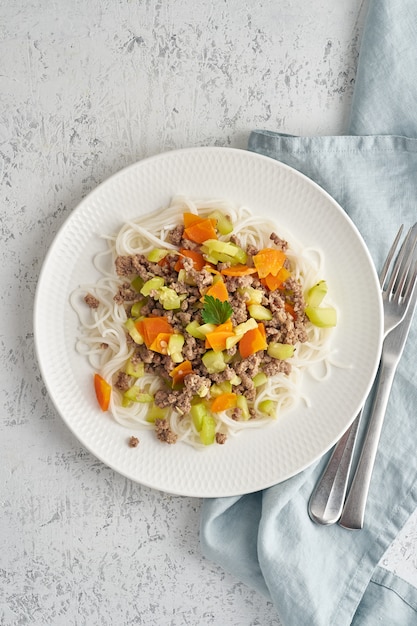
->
[186,321,216,339]
[147,248,169,263]
[253,372,268,387]
[267,342,295,360]
[158,286,184,310]
[146,405,167,423]
[124,318,144,345]
[125,359,145,378]
[140,277,165,296]
[123,387,153,404]
[306,280,328,307]
[238,286,263,305]
[200,414,216,445]
[258,399,277,417]
[248,304,273,321]
[210,381,232,397]
[131,276,144,292]
[167,334,185,363]
[236,395,250,420]
[190,402,208,432]
[202,350,226,374]
[305,305,337,328]
[208,210,233,235]
[130,300,146,318]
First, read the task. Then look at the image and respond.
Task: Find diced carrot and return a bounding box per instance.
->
[253,248,286,278]
[183,212,216,228]
[204,280,228,302]
[149,332,172,355]
[205,330,235,352]
[238,323,268,358]
[183,218,218,244]
[220,264,258,277]
[169,360,193,386]
[135,317,174,347]
[94,373,111,411]
[211,392,237,412]
[263,267,291,291]
[285,302,297,320]
[174,248,206,272]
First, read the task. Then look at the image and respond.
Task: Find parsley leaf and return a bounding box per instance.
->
[201,295,233,325]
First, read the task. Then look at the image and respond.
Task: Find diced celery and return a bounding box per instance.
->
[253,372,268,387]
[229,374,241,386]
[167,334,185,363]
[234,318,258,337]
[131,276,144,292]
[122,387,153,404]
[267,342,295,360]
[208,210,233,235]
[306,280,328,308]
[146,248,169,263]
[158,286,183,310]
[236,395,250,420]
[190,402,207,431]
[125,359,145,378]
[200,414,216,445]
[238,287,263,305]
[131,300,146,318]
[248,304,273,321]
[140,277,165,296]
[146,405,168,423]
[124,318,144,345]
[258,399,277,417]
[186,321,216,339]
[305,305,337,328]
[202,350,226,374]
[202,239,239,257]
[210,381,232,397]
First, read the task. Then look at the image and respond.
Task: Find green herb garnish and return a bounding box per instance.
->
[201,295,233,325]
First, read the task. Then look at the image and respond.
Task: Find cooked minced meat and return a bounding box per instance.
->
[84,293,100,309]
[128,436,139,447]
[155,418,178,444]
[115,371,132,392]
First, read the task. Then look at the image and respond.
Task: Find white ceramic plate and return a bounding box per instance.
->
[34,147,383,497]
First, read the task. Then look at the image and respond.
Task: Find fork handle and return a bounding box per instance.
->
[308,410,362,525]
[339,357,396,530]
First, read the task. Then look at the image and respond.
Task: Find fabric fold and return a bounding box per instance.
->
[201,0,417,623]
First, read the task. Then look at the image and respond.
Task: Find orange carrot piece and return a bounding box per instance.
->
[285,302,297,320]
[204,280,228,302]
[169,360,193,386]
[135,317,174,347]
[238,323,268,358]
[263,267,291,291]
[211,392,237,413]
[174,248,206,272]
[220,264,258,277]
[149,332,172,355]
[182,212,215,228]
[205,330,235,352]
[94,373,111,411]
[253,248,286,278]
[183,218,218,244]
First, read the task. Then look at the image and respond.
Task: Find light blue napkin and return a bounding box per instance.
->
[200,1,417,624]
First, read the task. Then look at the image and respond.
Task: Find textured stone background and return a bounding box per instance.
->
[1,0,416,624]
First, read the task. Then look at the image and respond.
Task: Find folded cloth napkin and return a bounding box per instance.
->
[200,1,417,624]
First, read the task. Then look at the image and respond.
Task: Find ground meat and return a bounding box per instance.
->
[84,293,99,309]
[269,232,288,251]
[184,373,211,398]
[231,407,242,421]
[261,355,292,376]
[182,335,199,361]
[229,291,248,325]
[168,224,184,246]
[115,371,132,392]
[128,436,139,447]
[246,244,259,257]
[215,432,227,444]
[113,282,137,305]
[115,255,136,276]
[155,418,178,444]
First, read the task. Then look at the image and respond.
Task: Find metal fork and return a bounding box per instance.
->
[340,223,417,529]
[309,224,417,526]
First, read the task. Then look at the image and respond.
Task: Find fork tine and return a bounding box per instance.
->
[379,225,403,287]
[395,223,417,300]
[385,223,417,298]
